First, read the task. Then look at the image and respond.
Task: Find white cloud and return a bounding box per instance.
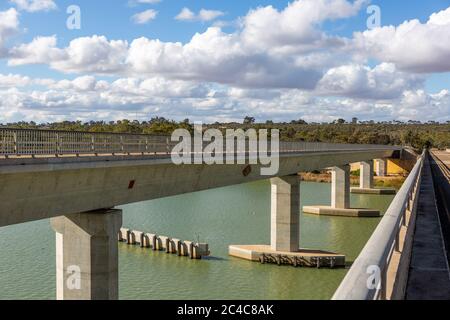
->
[1,74,448,124]
[317,63,424,99]
[9,35,129,75]
[51,76,97,92]
[5,0,364,90]
[132,9,158,24]
[0,73,31,87]
[56,36,128,74]
[198,9,225,22]
[10,0,57,12]
[175,8,196,21]
[0,8,19,55]
[354,7,450,73]
[8,35,65,65]
[7,0,368,91]
[241,0,365,52]
[176,7,225,22]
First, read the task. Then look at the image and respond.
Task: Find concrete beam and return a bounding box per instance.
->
[51,209,122,300]
[270,175,300,252]
[360,161,374,189]
[332,165,350,209]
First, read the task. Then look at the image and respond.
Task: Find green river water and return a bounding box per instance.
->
[0,181,394,300]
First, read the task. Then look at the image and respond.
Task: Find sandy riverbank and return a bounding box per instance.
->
[299,172,406,190]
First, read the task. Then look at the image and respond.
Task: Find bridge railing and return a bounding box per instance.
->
[332,151,425,300]
[0,127,399,157]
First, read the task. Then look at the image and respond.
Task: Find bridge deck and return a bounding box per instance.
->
[406,155,450,300]
[432,150,450,170]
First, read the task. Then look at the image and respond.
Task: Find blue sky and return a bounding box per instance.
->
[3,1,449,46]
[0,0,449,123]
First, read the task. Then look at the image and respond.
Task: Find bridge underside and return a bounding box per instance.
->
[0,149,394,227]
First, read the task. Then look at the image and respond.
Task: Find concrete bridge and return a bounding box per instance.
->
[0,127,420,300]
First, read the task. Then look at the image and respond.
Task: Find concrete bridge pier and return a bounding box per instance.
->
[375,158,387,177]
[229,175,345,267]
[360,161,374,189]
[352,160,396,195]
[331,165,351,209]
[270,176,300,252]
[303,165,380,217]
[51,209,123,300]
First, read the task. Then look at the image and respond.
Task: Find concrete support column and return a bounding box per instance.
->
[270,175,300,252]
[331,165,350,209]
[375,159,387,177]
[360,161,374,189]
[51,208,123,300]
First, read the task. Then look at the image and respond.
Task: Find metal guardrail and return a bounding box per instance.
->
[332,151,425,300]
[0,128,399,157]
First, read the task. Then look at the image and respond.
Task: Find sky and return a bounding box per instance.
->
[0,0,449,124]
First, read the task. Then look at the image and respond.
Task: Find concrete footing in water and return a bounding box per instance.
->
[351,187,396,195]
[228,245,345,268]
[303,205,380,217]
[118,228,210,259]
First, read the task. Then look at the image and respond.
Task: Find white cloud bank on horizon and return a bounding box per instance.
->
[0,73,448,124]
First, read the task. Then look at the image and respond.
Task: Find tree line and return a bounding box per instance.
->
[1,117,449,150]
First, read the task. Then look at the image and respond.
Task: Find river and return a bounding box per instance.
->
[0,181,394,300]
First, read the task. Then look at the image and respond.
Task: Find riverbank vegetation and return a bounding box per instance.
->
[1,118,448,150]
[300,172,406,189]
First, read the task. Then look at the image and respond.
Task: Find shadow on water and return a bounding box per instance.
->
[202,256,227,261]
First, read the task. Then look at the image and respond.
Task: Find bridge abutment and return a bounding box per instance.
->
[51,208,122,300]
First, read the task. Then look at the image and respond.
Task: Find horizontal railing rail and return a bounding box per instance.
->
[0,127,400,157]
[332,151,425,300]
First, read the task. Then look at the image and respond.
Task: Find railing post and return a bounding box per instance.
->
[56,133,60,156]
[91,135,95,154]
[166,137,170,155]
[120,135,124,154]
[395,230,400,252]
[13,132,17,155]
[380,267,387,300]
[407,192,411,211]
[402,207,407,227]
